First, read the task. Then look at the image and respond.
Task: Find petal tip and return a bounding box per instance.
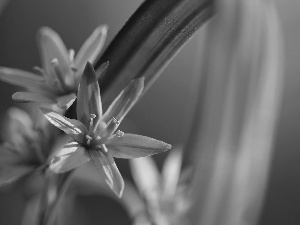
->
[37,26,56,40]
[82,62,97,83]
[12,93,30,103]
[81,61,97,84]
[115,184,124,198]
[98,25,108,35]
[165,144,172,150]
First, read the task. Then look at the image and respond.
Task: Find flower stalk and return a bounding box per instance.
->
[36,171,73,225]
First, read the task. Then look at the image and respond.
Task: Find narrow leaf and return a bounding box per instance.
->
[94,0,214,106]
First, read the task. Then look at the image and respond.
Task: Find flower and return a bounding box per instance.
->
[130,149,190,225]
[0,107,64,186]
[0,26,108,109]
[40,62,171,197]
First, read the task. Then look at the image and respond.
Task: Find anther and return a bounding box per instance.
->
[102,144,108,153]
[116,130,124,137]
[112,117,120,126]
[89,114,97,133]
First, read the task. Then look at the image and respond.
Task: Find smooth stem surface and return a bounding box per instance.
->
[95,0,214,108]
[36,173,51,225]
[37,171,73,225]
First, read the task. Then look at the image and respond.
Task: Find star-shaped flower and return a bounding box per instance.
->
[0,26,108,109]
[0,107,63,186]
[130,150,190,225]
[40,62,171,197]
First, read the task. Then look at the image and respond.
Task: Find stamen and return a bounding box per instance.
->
[116,130,124,137]
[89,114,97,133]
[51,58,67,90]
[104,117,121,138]
[69,49,75,62]
[112,117,120,126]
[33,66,46,77]
[86,135,92,145]
[102,144,108,153]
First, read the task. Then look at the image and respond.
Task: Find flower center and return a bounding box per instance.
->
[84,115,124,148]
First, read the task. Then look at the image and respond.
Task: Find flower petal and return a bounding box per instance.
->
[0,166,33,187]
[95,61,109,80]
[106,133,171,158]
[56,93,77,110]
[50,141,90,173]
[3,108,35,147]
[39,107,87,143]
[12,92,55,104]
[89,149,124,198]
[74,25,108,74]
[162,149,182,197]
[37,27,69,83]
[0,67,46,90]
[0,145,20,165]
[101,77,144,124]
[76,62,102,127]
[130,157,160,204]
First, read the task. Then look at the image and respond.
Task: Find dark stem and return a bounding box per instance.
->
[94,0,214,108]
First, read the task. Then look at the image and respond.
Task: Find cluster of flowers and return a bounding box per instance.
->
[0,26,193,225]
[0,26,171,198]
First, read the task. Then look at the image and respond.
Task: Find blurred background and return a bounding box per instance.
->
[0,0,299,224]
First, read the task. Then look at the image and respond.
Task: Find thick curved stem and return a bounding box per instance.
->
[95,0,214,108]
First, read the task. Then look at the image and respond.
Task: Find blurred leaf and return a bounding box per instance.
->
[71,164,146,219]
[186,0,284,225]
[94,0,214,106]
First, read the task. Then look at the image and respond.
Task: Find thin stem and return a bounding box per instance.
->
[45,171,73,225]
[36,171,73,225]
[36,173,51,225]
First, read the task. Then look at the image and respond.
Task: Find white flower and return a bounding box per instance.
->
[0,26,108,109]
